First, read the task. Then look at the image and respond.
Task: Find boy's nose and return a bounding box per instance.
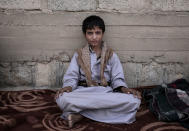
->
[92,34,97,39]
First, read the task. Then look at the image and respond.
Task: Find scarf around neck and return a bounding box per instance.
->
[77,42,113,87]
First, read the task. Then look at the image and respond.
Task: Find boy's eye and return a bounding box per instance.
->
[87,32,93,35]
[96,31,101,35]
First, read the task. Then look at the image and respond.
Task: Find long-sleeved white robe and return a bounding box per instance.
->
[56,49,141,124]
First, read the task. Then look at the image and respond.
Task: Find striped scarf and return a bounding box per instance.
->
[77,42,113,87]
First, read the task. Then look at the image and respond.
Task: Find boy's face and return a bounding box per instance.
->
[85,26,104,48]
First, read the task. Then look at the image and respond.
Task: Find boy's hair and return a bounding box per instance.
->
[82,15,105,34]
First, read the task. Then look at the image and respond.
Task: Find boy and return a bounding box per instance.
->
[55,15,141,128]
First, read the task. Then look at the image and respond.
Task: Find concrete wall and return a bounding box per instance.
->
[0,0,189,89]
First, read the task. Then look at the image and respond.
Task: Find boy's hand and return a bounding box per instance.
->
[54,86,72,100]
[121,87,142,99]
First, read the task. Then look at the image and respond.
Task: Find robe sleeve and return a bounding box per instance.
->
[62,53,79,90]
[110,53,128,89]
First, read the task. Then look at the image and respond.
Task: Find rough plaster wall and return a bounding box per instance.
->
[0,0,189,89]
[98,0,189,12]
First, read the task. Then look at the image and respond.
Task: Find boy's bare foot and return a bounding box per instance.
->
[67,113,83,128]
[62,120,68,126]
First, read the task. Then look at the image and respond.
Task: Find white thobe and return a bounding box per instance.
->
[56,49,141,124]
